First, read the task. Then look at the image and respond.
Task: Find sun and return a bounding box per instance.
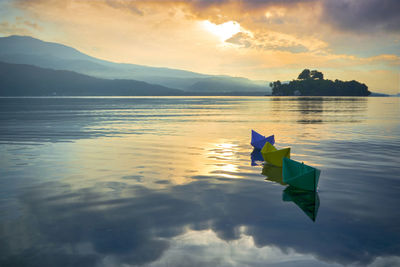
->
[202,20,241,41]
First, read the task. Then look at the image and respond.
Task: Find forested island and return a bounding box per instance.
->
[270,69,371,96]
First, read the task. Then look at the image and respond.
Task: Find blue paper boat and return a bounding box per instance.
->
[251,130,275,150]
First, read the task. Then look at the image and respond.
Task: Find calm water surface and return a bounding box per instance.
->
[0,97,399,267]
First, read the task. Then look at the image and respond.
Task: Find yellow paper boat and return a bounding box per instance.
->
[261,142,290,167]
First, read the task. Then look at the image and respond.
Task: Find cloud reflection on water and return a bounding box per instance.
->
[1,171,399,267]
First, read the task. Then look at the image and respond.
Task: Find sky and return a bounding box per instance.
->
[0,0,399,94]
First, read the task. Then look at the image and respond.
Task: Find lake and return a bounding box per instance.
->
[0,96,399,267]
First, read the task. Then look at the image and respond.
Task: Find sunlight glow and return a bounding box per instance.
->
[265,12,273,19]
[202,20,241,41]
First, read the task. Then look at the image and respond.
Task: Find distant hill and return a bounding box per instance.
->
[188,76,267,94]
[369,92,390,97]
[0,61,184,96]
[0,35,270,94]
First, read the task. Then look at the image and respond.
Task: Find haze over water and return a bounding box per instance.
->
[0,96,399,266]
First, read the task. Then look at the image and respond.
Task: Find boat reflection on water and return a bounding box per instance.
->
[250,149,264,166]
[283,186,320,222]
[261,164,287,186]
[260,162,320,222]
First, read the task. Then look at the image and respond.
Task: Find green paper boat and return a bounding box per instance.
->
[261,142,290,167]
[282,186,320,222]
[282,158,321,192]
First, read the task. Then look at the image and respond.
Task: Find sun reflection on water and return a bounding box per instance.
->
[205,142,240,178]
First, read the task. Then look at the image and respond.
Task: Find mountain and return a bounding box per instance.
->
[0,35,270,94]
[369,92,390,97]
[0,61,183,96]
[0,35,204,78]
[188,76,267,93]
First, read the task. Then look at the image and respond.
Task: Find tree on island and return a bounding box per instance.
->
[297,69,310,80]
[310,70,323,80]
[269,80,281,89]
[297,69,323,80]
[270,69,370,96]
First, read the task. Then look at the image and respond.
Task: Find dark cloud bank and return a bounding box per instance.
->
[322,0,400,33]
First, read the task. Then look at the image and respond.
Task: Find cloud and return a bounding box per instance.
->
[13,0,400,35]
[78,0,400,35]
[14,0,316,26]
[14,17,43,30]
[0,21,32,35]
[182,0,315,12]
[225,32,252,48]
[0,13,42,36]
[322,0,400,33]
[226,31,316,53]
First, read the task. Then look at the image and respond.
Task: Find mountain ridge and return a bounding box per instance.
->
[0,61,184,96]
[0,35,270,94]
